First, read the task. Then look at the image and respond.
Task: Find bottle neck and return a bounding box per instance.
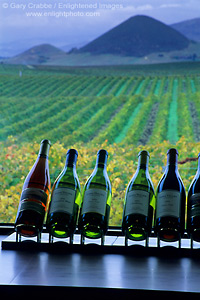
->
[38,140,51,158]
[138,154,149,170]
[137,151,149,171]
[65,150,78,168]
[95,149,108,169]
[167,155,178,166]
[166,149,178,171]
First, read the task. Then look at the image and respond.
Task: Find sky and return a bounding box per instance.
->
[0,0,200,56]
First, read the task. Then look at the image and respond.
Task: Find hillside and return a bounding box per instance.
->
[4,15,199,66]
[79,15,190,57]
[171,18,200,42]
[6,44,67,65]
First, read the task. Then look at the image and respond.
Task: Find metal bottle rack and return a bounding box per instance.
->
[2,227,200,258]
[49,233,74,245]
[125,235,149,247]
[16,231,42,243]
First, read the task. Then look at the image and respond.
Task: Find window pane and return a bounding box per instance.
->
[1,0,200,225]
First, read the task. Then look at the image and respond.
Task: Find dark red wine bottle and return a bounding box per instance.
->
[15,139,51,238]
[155,148,186,243]
[187,153,200,242]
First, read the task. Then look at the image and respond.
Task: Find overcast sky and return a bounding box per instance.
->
[0,0,200,56]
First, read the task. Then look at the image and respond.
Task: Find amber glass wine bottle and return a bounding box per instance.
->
[155,148,186,242]
[78,149,112,239]
[46,149,81,239]
[15,139,51,238]
[122,150,155,242]
[187,153,200,242]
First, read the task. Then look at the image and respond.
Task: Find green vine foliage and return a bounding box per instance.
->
[0,137,199,224]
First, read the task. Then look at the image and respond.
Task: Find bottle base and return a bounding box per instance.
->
[81,224,104,239]
[15,224,40,238]
[46,212,77,239]
[158,227,180,242]
[125,226,147,241]
[15,210,44,238]
[48,225,71,239]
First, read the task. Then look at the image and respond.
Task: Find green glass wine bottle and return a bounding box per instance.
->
[46,149,81,240]
[122,150,155,244]
[15,139,51,240]
[78,149,112,241]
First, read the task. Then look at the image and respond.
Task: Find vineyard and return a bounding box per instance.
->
[1,62,200,224]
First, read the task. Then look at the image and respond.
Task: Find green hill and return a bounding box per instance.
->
[7,44,67,65]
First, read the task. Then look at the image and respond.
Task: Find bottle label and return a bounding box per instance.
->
[125,190,149,217]
[81,189,107,216]
[189,193,200,218]
[49,187,76,215]
[156,190,181,219]
[18,188,48,215]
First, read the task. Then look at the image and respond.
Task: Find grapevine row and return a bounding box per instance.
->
[91,95,143,145]
[37,95,113,143]
[0,96,79,140]
[122,95,158,145]
[1,72,199,101]
[1,70,200,147]
[62,95,127,145]
[19,96,96,141]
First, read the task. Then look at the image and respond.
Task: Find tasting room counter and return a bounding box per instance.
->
[1,231,200,299]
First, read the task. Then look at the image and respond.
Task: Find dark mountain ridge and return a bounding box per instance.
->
[171,17,200,42]
[79,15,190,57]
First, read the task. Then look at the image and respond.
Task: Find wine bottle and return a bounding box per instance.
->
[187,153,200,242]
[122,150,155,242]
[15,139,51,238]
[155,148,186,243]
[46,149,81,239]
[78,149,112,240]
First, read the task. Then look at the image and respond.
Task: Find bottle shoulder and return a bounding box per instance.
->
[54,167,80,190]
[157,169,185,194]
[23,157,50,190]
[188,175,200,196]
[27,156,49,175]
[127,169,154,193]
[84,168,111,191]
